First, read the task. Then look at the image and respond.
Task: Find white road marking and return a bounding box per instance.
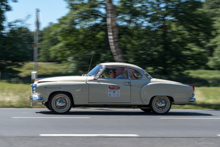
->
[217,134,220,137]
[12,117,90,119]
[160,117,220,120]
[40,134,139,137]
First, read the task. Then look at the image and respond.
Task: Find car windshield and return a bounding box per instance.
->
[87,65,104,76]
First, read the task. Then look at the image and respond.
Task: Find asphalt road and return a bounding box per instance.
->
[0,108,220,147]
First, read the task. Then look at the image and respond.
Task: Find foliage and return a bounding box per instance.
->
[38,23,60,62]
[205,0,220,69]
[119,0,212,74]
[0,26,33,74]
[41,0,114,72]
[1,0,215,75]
[0,0,33,76]
[17,62,69,77]
[38,0,212,75]
[0,0,17,31]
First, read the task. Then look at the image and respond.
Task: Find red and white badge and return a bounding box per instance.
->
[109,85,120,90]
[108,85,120,97]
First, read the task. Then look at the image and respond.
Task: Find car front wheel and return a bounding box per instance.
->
[49,93,72,114]
[150,96,171,114]
[45,102,51,110]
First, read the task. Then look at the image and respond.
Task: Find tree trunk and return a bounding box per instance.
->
[105,0,124,62]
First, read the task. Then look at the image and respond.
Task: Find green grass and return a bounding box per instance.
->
[0,82,43,108]
[17,62,69,78]
[0,62,76,84]
[187,69,220,79]
[150,69,220,87]
[172,87,220,109]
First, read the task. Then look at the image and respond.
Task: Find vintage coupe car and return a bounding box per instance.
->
[30,62,196,114]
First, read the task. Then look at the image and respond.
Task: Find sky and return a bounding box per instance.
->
[5,0,69,31]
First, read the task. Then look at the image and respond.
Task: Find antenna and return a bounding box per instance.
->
[88,52,94,73]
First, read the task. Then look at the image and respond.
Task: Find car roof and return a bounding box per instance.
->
[99,62,143,70]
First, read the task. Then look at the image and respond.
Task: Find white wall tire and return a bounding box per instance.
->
[150,96,171,114]
[49,93,72,114]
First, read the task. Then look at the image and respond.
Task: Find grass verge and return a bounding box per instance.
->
[0,82,43,108]
[172,87,220,109]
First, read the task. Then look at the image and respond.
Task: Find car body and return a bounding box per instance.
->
[30,62,196,114]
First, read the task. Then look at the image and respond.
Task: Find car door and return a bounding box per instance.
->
[88,66,131,103]
[128,68,150,103]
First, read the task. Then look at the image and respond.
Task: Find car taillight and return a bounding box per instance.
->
[188,84,195,90]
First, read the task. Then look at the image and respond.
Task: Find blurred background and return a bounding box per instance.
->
[0,0,220,108]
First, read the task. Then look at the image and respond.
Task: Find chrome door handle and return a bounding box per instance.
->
[122,82,130,85]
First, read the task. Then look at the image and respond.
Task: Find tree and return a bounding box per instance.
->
[46,0,113,72]
[106,0,124,62]
[43,0,212,75]
[133,0,212,74]
[39,23,60,62]
[0,0,33,75]
[204,0,220,69]
[50,18,113,72]
[50,0,149,70]
[0,26,33,73]
[64,0,124,62]
[0,0,17,31]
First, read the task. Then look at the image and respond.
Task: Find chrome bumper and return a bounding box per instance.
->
[30,96,44,103]
[189,97,196,102]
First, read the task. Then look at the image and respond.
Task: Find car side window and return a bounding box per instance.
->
[99,67,113,78]
[143,70,152,79]
[128,68,142,79]
[99,66,128,79]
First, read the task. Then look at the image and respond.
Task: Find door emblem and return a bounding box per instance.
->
[108,85,120,97]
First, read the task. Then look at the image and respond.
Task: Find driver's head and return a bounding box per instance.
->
[116,67,124,75]
[109,69,116,78]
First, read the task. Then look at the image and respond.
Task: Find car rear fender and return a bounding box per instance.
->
[141,83,176,104]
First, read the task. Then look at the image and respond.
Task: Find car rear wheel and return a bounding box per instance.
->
[49,93,72,114]
[150,96,171,114]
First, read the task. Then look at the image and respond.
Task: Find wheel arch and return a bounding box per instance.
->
[141,83,176,104]
[48,91,74,106]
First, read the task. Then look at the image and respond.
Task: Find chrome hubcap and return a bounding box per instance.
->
[156,99,166,108]
[56,98,66,107]
[151,96,171,114]
[51,94,72,113]
[154,97,168,111]
[54,97,68,110]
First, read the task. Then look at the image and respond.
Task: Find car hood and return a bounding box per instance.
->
[35,76,88,83]
[151,78,180,84]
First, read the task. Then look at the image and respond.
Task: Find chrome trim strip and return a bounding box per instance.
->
[30,96,44,102]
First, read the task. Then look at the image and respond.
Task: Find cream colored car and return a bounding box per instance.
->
[30,62,196,114]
